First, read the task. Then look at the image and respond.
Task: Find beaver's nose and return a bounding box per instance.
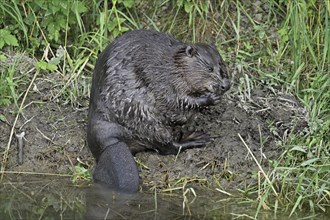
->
[220,78,231,92]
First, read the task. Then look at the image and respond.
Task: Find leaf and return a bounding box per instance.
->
[0,114,7,122]
[0,39,4,49]
[36,61,48,70]
[117,17,126,24]
[123,0,134,8]
[120,27,129,33]
[108,20,118,31]
[46,63,58,71]
[301,158,319,166]
[0,99,11,106]
[112,29,121,38]
[5,35,19,46]
[72,1,87,14]
[55,46,66,59]
[201,2,208,12]
[177,0,184,7]
[0,29,18,48]
[49,57,61,65]
[319,165,330,173]
[289,146,307,153]
[289,195,303,217]
[184,1,193,13]
[36,61,57,71]
[34,0,45,8]
[278,27,288,43]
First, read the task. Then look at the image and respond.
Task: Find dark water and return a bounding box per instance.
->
[0,177,328,220]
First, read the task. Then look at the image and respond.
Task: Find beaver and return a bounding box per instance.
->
[87,29,231,192]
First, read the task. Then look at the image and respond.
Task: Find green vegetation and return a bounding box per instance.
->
[0,0,329,218]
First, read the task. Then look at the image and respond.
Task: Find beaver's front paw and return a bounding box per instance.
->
[173,131,212,149]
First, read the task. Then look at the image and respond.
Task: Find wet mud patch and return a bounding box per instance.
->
[136,88,308,190]
[0,65,92,175]
[0,102,91,174]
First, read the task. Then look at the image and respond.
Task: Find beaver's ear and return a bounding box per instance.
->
[185,45,197,57]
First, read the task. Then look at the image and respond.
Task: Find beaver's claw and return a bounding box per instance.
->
[173,131,213,149]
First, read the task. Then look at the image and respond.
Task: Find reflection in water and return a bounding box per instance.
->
[0,177,85,219]
[0,177,329,219]
[86,184,184,219]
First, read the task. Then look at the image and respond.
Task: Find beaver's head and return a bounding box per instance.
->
[174,43,231,106]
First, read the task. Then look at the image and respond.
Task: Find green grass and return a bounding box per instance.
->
[0,0,329,217]
[230,0,330,215]
[269,0,329,214]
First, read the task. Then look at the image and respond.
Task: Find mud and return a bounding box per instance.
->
[136,87,308,190]
[0,53,308,192]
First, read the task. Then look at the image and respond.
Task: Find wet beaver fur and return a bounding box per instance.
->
[87,29,231,192]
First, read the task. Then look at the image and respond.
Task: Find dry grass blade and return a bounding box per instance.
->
[238,133,281,203]
[1,170,71,177]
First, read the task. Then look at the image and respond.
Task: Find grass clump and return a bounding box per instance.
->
[226,0,329,216]
[267,0,329,214]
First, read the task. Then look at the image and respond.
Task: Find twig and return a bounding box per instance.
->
[1,170,71,177]
[8,181,36,202]
[230,213,255,219]
[19,116,35,130]
[15,131,25,165]
[0,69,40,181]
[35,127,56,144]
[238,133,281,203]
[216,188,233,197]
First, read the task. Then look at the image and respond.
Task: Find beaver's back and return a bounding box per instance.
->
[90,29,183,107]
[93,29,182,85]
[88,30,187,146]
